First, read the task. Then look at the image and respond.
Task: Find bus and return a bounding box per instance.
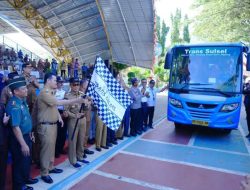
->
[164,43,250,132]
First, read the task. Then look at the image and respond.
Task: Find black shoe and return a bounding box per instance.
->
[49,168,63,174]
[26,178,38,184]
[84,149,94,155]
[106,143,113,147]
[246,133,250,138]
[41,175,53,184]
[22,185,33,190]
[117,137,124,140]
[137,131,142,135]
[148,125,154,129]
[96,147,102,151]
[112,141,118,145]
[77,159,90,164]
[72,163,81,168]
[101,145,109,149]
[83,153,87,159]
[130,133,137,137]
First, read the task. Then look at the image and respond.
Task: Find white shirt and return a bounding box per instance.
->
[55,88,66,110]
[139,86,149,103]
[147,87,160,107]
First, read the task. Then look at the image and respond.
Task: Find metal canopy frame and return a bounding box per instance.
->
[0,0,155,68]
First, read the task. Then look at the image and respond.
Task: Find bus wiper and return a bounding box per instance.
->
[180,83,211,90]
[194,87,233,97]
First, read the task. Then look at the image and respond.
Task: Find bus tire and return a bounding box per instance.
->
[174,122,182,129]
[223,129,232,134]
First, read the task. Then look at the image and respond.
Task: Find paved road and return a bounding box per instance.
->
[29,92,250,190]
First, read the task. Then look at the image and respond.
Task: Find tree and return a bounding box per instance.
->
[192,0,250,42]
[171,8,182,45]
[183,15,190,43]
[160,21,170,56]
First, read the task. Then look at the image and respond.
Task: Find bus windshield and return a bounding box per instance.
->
[169,46,242,94]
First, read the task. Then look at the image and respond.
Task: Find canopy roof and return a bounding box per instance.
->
[0,0,155,68]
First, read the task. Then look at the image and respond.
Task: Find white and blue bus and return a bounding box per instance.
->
[165,43,250,132]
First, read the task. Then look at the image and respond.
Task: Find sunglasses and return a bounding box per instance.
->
[72,83,80,86]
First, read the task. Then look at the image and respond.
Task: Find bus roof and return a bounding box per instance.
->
[173,42,247,48]
[172,42,248,52]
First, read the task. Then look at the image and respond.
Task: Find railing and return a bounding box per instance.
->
[0,34,42,61]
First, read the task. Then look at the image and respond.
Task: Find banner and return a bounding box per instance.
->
[86,57,132,130]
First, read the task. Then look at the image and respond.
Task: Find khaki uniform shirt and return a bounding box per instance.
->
[65,91,85,119]
[27,83,38,113]
[37,88,59,123]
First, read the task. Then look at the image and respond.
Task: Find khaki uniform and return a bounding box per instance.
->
[95,115,107,148]
[116,123,124,139]
[65,91,86,165]
[37,88,59,176]
[0,86,12,105]
[83,106,91,148]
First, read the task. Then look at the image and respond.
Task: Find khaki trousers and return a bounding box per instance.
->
[84,110,91,148]
[116,123,124,138]
[95,116,107,148]
[37,124,57,176]
[68,117,86,165]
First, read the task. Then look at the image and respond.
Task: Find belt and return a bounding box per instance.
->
[40,122,58,125]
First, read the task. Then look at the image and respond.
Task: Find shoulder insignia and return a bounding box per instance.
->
[12,101,16,106]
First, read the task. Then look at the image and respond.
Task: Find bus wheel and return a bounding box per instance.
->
[223,129,232,134]
[174,122,182,129]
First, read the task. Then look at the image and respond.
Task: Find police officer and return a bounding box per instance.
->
[79,79,94,156]
[6,76,38,190]
[65,77,89,168]
[37,73,86,184]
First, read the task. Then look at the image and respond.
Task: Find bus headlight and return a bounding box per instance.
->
[220,103,239,112]
[169,97,183,108]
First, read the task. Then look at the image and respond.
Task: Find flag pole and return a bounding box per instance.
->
[71,57,98,141]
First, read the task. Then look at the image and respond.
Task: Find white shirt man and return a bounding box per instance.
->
[147,80,168,128]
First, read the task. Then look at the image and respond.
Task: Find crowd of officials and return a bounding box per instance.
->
[0,52,169,190]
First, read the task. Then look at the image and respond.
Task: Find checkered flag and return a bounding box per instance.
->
[86,57,132,131]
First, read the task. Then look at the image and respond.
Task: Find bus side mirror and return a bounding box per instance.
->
[164,50,172,69]
[247,53,250,71]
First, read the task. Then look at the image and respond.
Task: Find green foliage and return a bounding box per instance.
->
[171,8,182,45]
[156,14,170,56]
[112,62,129,71]
[154,64,169,82]
[183,15,191,43]
[128,67,151,80]
[192,0,250,42]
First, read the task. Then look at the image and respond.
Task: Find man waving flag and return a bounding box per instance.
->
[86,57,132,131]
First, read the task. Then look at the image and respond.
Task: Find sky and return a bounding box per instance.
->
[155,0,195,25]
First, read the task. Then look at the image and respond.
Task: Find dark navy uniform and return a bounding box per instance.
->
[6,96,33,190]
[6,76,34,190]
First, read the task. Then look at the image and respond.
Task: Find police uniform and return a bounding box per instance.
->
[37,87,59,177]
[65,78,86,166]
[6,77,34,190]
[95,114,107,151]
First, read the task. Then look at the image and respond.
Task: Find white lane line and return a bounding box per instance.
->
[120,151,247,176]
[93,170,177,190]
[139,138,250,156]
